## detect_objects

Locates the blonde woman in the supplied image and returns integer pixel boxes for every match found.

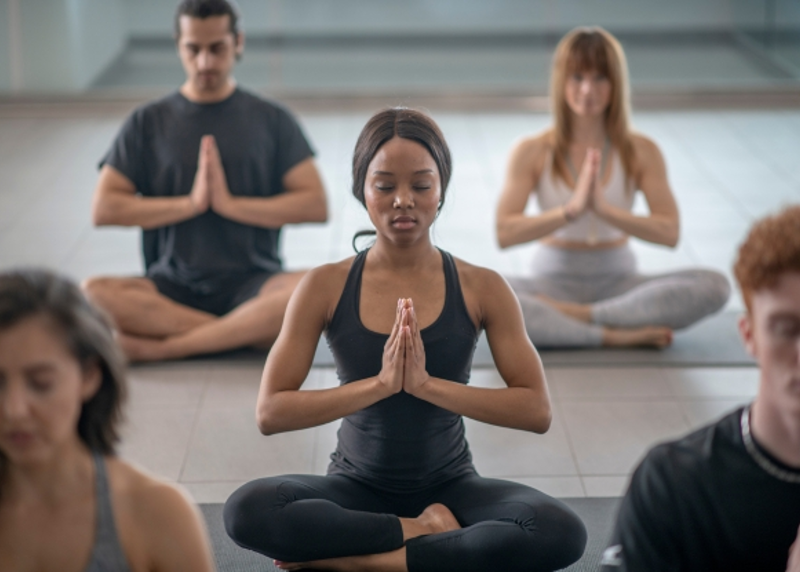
[496,27,729,348]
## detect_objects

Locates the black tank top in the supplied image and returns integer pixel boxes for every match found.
[325,248,479,493]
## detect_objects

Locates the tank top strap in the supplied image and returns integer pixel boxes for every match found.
[85,453,131,572]
[436,249,476,334]
[328,249,369,333]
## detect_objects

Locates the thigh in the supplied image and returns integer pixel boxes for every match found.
[407,476,587,572]
[429,474,578,527]
[225,270,306,313]
[224,474,403,561]
[148,273,226,315]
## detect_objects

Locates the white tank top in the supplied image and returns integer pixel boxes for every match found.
[536,150,635,245]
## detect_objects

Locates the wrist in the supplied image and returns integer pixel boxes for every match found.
[562,204,577,222]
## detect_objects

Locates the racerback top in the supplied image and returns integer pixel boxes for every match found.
[325,248,479,493]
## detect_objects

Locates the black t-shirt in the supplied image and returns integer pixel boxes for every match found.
[100,88,314,292]
[601,407,800,572]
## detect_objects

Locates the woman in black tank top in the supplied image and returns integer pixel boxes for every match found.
[224,109,587,572]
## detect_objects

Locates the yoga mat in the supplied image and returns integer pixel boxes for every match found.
[184,311,753,369]
[201,497,620,572]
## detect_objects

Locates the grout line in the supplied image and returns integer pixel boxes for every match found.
[176,374,211,483]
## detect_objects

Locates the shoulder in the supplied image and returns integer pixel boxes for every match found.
[631,412,738,499]
[106,458,214,571]
[509,130,552,161]
[629,131,664,163]
[235,89,301,122]
[452,257,508,294]
[107,458,200,528]
[293,257,358,319]
[301,257,356,291]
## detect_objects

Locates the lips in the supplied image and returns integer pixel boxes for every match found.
[5,430,35,448]
[392,216,416,230]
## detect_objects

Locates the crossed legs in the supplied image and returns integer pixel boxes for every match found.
[82,271,305,361]
[223,474,587,572]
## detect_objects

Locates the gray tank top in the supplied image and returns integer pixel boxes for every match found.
[84,453,132,572]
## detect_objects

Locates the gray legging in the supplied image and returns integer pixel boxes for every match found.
[507,244,731,348]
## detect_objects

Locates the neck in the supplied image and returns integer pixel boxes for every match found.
[369,234,439,271]
[180,77,237,103]
[3,437,94,505]
[570,113,607,147]
[750,396,800,468]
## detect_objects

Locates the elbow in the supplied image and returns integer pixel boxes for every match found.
[91,202,112,227]
[308,193,329,223]
[663,223,680,248]
[495,221,514,250]
[256,403,281,436]
[528,404,552,434]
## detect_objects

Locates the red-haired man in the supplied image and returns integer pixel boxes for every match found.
[602,205,800,571]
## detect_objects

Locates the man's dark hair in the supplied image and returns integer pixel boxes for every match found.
[174,0,241,38]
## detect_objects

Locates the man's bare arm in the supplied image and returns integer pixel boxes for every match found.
[92,163,208,229]
[210,145,328,229]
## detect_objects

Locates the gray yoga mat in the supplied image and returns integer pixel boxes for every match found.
[187,311,753,368]
[310,311,753,368]
[201,497,620,572]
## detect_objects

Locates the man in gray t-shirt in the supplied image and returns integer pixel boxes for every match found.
[84,0,327,361]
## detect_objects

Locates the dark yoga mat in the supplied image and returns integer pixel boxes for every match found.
[202,497,620,572]
[183,311,753,369]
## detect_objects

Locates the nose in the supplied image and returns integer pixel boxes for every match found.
[393,187,415,209]
[1,380,30,421]
[197,49,213,70]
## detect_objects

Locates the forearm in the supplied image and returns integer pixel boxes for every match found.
[596,203,679,247]
[496,208,569,249]
[93,193,197,229]
[217,190,328,229]
[412,378,551,433]
[258,377,392,435]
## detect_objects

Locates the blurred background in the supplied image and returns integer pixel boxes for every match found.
[0,0,797,507]
[0,0,798,107]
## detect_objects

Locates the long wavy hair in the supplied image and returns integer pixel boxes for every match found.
[0,270,127,488]
[550,27,635,185]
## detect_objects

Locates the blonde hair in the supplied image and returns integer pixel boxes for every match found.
[550,27,635,185]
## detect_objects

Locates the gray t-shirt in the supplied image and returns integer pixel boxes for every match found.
[100,88,314,292]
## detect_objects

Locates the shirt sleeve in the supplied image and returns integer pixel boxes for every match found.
[98,108,146,193]
[272,105,315,182]
[600,447,685,572]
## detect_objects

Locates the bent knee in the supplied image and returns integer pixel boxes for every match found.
[224,477,305,551]
[224,479,278,546]
[697,270,731,312]
[515,501,587,571]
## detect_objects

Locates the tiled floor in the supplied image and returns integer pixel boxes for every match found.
[1,106,794,501]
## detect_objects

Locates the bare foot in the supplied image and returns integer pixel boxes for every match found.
[538,295,592,323]
[116,332,171,362]
[273,506,458,572]
[416,503,461,535]
[603,326,673,348]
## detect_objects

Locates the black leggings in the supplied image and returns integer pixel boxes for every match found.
[224,473,587,572]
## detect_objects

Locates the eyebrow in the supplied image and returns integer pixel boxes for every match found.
[372,169,435,176]
[23,363,57,374]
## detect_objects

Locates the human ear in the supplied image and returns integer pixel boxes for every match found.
[80,361,102,402]
[738,313,757,358]
[235,32,245,61]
